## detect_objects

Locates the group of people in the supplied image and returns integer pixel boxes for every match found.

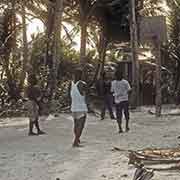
[25,68,131,148]
[70,69,131,147]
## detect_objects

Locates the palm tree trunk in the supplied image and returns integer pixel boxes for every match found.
[174,61,180,92]
[3,3,16,82]
[130,0,140,108]
[80,21,87,64]
[49,0,63,99]
[97,34,108,80]
[155,43,162,117]
[20,1,28,89]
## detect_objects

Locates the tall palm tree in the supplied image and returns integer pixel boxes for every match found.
[78,0,99,64]
[45,0,64,99]
[20,0,28,89]
[167,0,180,94]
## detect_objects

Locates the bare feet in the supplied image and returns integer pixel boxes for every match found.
[72,143,84,148]
[126,127,130,132]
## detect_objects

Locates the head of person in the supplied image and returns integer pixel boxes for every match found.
[73,69,83,82]
[115,70,123,81]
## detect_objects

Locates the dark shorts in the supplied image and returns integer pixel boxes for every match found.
[25,100,39,122]
[115,101,129,121]
[74,115,86,131]
[72,112,87,119]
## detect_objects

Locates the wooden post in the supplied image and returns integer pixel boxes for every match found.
[154,38,162,117]
[130,0,140,108]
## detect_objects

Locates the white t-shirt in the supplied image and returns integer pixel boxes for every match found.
[70,81,88,112]
[111,79,131,104]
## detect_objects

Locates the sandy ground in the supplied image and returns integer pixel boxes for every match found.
[0,106,180,180]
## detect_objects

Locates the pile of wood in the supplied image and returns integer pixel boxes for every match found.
[129,148,180,171]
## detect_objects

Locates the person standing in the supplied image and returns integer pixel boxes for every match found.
[70,69,88,147]
[26,74,46,136]
[100,72,115,120]
[111,71,131,133]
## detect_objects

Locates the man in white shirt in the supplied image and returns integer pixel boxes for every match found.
[111,71,131,133]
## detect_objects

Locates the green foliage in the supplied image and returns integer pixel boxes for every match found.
[139,0,164,16]
[29,33,80,81]
[0,0,178,114]
[61,41,79,63]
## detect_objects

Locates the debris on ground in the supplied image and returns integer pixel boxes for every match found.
[133,164,154,180]
[148,108,180,116]
[111,147,129,152]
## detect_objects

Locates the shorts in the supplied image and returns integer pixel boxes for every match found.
[72,111,87,119]
[74,115,86,132]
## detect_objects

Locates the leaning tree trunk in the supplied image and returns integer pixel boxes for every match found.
[20,0,28,89]
[87,32,107,87]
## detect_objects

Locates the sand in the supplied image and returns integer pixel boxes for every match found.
[0,106,180,180]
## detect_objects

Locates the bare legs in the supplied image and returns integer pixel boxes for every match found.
[28,117,45,136]
[73,115,86,147]
[115,101,130,133]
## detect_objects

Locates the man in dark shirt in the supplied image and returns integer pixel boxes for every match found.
[100,72,115,120]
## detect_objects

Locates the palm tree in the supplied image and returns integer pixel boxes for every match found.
[167,0,180,95]
[20,0,28,89]
[45,0,64,99]
[77,0,99,64]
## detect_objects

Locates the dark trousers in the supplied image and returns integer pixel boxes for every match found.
[101,94,114,119]
[115,101,129,127]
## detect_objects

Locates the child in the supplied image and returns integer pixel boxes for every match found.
[26,74,46,136]
[70,69,88,147]
[111,71,131,133]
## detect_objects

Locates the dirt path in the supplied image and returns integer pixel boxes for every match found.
[0,108,180,180]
